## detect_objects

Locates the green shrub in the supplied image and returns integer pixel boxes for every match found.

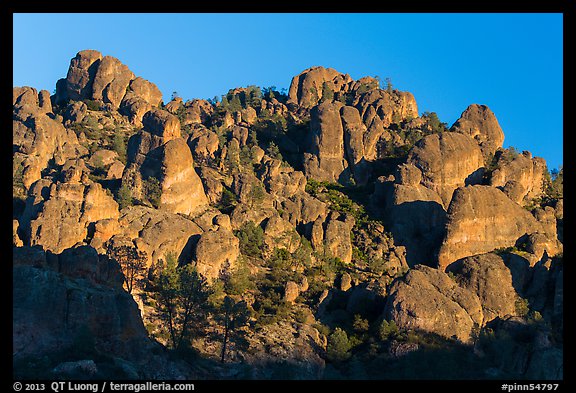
[353,314,370,334]
[515,297,530,317]
[218,188,238,213]
[116,182,133,210]
[326,328,352,362]
[143,176,162,208]
[235,221,264,258]
[378,319,399,341]
[84,99,101,111]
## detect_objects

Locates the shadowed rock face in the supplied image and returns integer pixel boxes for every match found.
[451,104,504,160]
[13,252,147,359]
[437,185,549,271]
[384,265,483,343]
[447,252,520,323]
[373,176,447,267]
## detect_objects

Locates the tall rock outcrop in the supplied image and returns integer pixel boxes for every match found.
[288,66,352,109]
[451,104,504,160]
[123,109,209,215]
[303,101,349,183]
[55,50,163,125]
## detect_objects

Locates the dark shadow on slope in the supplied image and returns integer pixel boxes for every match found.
[384,199,446,267]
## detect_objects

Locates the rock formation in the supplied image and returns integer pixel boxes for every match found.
[451,104,504,160]
[437,185,559,271]
[407,132,484,208]
[384,265,483,343]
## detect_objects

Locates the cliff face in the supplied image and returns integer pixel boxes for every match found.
[13,50,563,380]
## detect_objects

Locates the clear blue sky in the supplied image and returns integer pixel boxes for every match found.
[13,13,563,170]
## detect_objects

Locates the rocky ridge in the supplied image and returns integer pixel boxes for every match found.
[13,50,563,380]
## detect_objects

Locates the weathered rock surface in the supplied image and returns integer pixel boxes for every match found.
[241,321,325,379]
[13,261,146,359]
[263,215,301,254]
[125,109,209,215]
[489,150,547,205]
[13,87,87,190]
[384,265,483,342]
[311,212,353,263]
[91,56,135,110]
[284,281,300,303]
[407,132,484,208]
[60,49,103,102]
[288,66,351,108]
[447,253,520,323]
[303,101,348,183]
[187,125,219,163]
[193,227,240,281]
[437,186,552,271]
[258,157,307,198]
[110,205,203,266]
[19,173,119,254]
[451,104,504,160]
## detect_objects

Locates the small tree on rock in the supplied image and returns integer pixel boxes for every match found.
[108,244,147,294]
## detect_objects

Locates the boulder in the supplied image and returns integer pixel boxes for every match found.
[112,205,203,267]
[263,215,300,254]
[311,212,353,263]
[187,125,219,163]
[284,281,300,303]
[384,265,483,343]
[447,253,520,323]
[258,157,307,198]
[182,99,214,125]
[164,97,183,114]
[451,104,504,160]
[193,227,240,282]
[127,77,163,107]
